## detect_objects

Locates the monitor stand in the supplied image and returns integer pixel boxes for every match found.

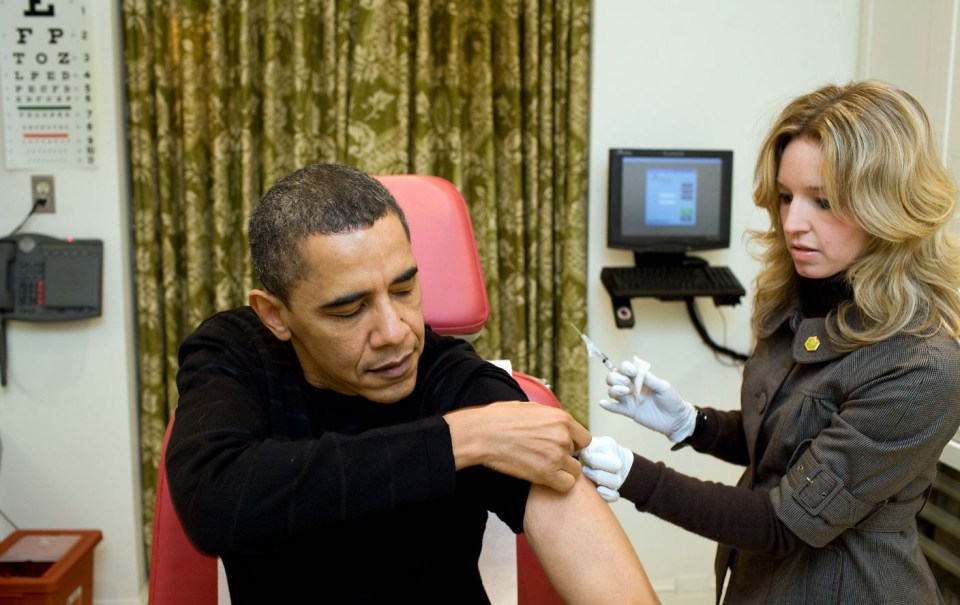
[633,251,708,268]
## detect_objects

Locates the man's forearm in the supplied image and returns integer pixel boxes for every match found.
[167,411,457,554]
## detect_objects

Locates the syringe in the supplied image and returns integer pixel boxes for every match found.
[569,322,617,372]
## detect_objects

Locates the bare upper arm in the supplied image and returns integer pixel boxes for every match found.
[521,474,661,605]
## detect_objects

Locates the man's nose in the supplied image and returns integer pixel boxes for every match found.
[370,301,407,347]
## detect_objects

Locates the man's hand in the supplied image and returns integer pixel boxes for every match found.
[445,401,591,492]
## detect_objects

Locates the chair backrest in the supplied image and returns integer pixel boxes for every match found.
[376,174,489,337]
[148,174,562,605]
[148,417,218,605]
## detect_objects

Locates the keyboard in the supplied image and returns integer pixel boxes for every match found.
[601,264,745,303]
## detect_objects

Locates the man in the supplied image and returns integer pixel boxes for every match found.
[166,163,658,604]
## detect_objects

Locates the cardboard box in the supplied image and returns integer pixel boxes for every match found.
[0,530,101,605]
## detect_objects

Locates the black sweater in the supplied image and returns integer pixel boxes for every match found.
[167,307,530,604]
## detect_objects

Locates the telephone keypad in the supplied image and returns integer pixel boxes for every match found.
[16,262,45,307]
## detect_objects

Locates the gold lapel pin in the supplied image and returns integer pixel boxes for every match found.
[804,336,821,352]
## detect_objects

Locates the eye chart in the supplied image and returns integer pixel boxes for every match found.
[0,0,97,169]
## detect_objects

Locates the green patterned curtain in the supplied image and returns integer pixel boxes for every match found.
[122,0,590,554]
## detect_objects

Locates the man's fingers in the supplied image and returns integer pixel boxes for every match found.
[560,452,583,477]
[569,419,592,451]
[549,464,579,493]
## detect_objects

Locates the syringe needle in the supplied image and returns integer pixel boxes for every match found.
[589,341,617,372]
[568,322,617,371]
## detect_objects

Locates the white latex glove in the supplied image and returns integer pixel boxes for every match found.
[578,435,634,503]
[600,356,697,443]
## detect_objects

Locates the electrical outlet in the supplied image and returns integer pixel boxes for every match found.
[31,175,55,213]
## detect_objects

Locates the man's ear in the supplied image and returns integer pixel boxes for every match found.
[249,289,292,341]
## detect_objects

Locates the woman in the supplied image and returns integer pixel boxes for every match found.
[580,80,960,604]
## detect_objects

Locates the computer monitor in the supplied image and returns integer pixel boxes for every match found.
[607,148,733,264]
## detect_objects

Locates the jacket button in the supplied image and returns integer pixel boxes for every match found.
[757,392,768,414]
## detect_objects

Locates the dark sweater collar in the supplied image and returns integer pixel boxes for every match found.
[798,273,852,318]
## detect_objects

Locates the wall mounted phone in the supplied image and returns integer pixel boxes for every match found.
[0,233,104,386]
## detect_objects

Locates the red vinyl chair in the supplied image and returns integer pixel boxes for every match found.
[148,174,563,604]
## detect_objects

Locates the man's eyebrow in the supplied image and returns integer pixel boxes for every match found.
[393,265,419,285]
[320,265,419,309]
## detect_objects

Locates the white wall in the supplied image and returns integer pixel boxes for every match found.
[587,2,862,602]
[858,0,960,231]
[0,3,143,604]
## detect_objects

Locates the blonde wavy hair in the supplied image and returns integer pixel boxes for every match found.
[749,80,960,350]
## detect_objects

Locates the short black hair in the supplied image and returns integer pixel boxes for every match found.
[248,163,409,304]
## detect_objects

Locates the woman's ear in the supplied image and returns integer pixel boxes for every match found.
[249,289,292,341]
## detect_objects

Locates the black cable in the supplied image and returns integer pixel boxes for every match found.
[6,198,42,237]
[685,297,749,363]
[0,319,6,387]
[0,508,17,531]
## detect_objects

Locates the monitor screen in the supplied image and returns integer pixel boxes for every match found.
[607,148,733,255]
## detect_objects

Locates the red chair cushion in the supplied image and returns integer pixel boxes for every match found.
[148,418,218,605]
[376,175,490,337]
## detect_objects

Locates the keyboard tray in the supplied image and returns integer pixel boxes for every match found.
[601,264,745,305]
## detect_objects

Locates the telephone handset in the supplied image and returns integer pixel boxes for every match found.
[0,233,104,385]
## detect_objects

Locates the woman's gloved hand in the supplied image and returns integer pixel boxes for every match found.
[578,435,633,502]
[599,356,697,443]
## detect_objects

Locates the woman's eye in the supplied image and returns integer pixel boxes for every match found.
[778,193,792,204]
[816,197,831,210]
